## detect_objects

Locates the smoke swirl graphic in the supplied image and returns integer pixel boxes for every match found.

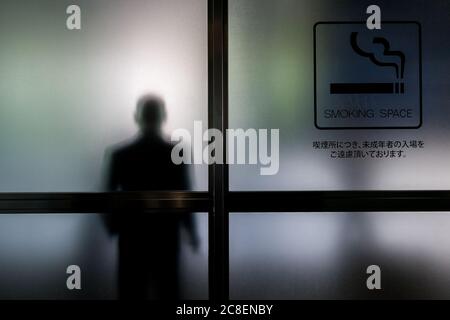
[350,32,406,79]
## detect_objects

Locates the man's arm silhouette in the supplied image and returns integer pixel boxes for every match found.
[102,150,121,235]
[177,163,200,252]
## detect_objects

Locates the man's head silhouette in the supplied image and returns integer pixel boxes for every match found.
[135,95,166,136]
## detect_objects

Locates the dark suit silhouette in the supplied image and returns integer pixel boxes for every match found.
[104,95,198,300]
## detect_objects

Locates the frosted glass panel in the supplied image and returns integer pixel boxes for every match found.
[0,0,207,191]
[229,0,450,190]
[0,213,208,299]
[230,212,450,299]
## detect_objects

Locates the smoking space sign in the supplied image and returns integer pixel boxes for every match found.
[314,22,422,129]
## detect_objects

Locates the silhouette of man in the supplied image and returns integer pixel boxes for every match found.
[104,95,199,300]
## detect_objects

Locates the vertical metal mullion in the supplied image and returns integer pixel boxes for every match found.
[208,0,229,302]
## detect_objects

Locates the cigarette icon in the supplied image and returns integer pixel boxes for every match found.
[330,82,405,94]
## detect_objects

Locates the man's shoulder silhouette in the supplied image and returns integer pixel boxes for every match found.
[112,135,170,158]
[106,135,187,191]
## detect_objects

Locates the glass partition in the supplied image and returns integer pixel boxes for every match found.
[0,213,208,299]
[229,0,450,190]
[0,0,208,192]
[230,212,450,299]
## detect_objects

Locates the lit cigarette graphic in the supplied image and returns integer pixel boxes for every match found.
[330,82,405,94]
[331,33,407,95]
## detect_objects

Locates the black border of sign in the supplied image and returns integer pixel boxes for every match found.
[313,21,423,130]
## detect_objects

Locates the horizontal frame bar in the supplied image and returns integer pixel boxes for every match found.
[0,192,210,213]
[229,191,450,212]
[2,191,450,213]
